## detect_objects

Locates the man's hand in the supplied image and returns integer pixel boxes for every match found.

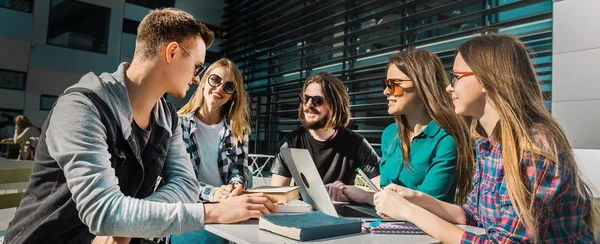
[204,193,278,224]
[212,184,234,202]
[325,181,373,205]
[92,236,131,244]
[228,184,244,198]
[344,185,374,205]
[325,181,350,203]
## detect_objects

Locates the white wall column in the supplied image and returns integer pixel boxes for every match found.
[552,0,600,149]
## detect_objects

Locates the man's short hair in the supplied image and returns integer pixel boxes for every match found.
[298,72,350,130]
[135,8,214,60]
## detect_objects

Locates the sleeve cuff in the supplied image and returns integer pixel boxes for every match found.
[207,187,219,202]
[229,176,245,186]
[460,231,484,244]
[182,202,206,233]
[269,167,292,178]
[199,184,218,202]
[461,205,480,227]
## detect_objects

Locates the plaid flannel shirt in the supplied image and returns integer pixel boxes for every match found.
[180,113,251,202]
[460,129,595,243]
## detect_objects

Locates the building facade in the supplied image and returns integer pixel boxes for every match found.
[0,0,225,139]
[222,0,554,154]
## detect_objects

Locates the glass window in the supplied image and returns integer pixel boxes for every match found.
[40,95,58,111]
[47,0,111,54]
[125,0,174,9]
[122,18,139,35]
[224,0,555,155]
[0,0,34,13]
[0,69,26,90]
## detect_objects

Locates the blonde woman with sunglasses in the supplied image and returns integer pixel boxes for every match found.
[374,34,599,243]
[327,49,473,207]
[172,58,253,243]
[178,58,251,203]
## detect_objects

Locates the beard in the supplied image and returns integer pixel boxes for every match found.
[301,106,328,130]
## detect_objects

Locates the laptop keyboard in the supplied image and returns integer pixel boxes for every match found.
[334,204,377,218]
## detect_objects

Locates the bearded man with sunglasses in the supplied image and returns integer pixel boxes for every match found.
[270,73,380,190]
[4,8,277,244]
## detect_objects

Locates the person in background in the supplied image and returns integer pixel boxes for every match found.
[374,34,599,243]
[0,115,41,160]
[327,49,473,206]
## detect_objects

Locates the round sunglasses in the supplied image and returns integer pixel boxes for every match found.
[208,74,236,94]
[299,94,325,107]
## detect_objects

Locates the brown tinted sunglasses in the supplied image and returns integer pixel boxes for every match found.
[382,78,411,95]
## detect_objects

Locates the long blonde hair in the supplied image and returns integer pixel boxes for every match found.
[178,58,250,143]
[387,49,473,204]
[459,34,599,241]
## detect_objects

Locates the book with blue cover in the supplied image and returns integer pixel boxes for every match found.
[258,211,362,241]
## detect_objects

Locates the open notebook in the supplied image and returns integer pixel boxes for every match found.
[363,222,426,235]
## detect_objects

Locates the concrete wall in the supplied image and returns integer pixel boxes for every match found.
[0,38,30,72]
[0,1,225,128]
[552,0,600,149]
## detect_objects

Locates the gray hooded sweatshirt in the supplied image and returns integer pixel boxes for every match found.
[5,63,206,242]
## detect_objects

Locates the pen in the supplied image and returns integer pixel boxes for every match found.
[356,168,383,227]
[356,168,384,227]
[356,168,380,192]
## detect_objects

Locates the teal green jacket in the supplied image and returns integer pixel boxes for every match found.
[379,120,457,203]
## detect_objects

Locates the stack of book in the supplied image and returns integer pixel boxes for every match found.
[244,186,311,213]
[244,186,299,204]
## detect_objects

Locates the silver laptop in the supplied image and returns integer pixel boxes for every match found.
[279,148,380,219]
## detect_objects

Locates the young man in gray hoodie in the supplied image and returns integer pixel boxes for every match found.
[4,8,276,244]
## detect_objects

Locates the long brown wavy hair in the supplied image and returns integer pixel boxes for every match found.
[458,34,599,241]
[178,58,250,143]
[386,49,474,205]
[298,73,351,130]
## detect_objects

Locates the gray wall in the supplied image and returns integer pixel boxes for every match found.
[552,0,600,149]
[0,1,224,127]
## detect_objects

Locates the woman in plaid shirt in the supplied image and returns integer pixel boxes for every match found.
[374,34,599,243]
[177,58,252,203]
[172,58,252,243]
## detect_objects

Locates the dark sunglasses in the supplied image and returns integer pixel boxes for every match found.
[178,44,206,77]
[208,74,236,94]
[382,78,410,95]
[300,94,325,107]
[449,71,474,87]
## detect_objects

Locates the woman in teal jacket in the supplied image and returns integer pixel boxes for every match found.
[327,49,473,205]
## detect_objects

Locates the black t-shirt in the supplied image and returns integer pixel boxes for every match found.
[270,127,380,185]
[132,119,152,152]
